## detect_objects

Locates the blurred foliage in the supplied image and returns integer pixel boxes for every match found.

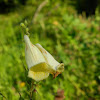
[0,0,100,100]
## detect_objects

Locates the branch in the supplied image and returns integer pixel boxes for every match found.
[0,92,7,100]
[45,4,60,17]
[32,0,48,23]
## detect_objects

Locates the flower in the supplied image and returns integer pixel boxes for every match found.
[20,82,25,88]
[53,21,59,26]
[24,35,64,81]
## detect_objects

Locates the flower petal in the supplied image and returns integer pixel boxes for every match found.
[28,70,49,81]
[30,62,55,73]
[35,44,64,73]
[24,35,46,69]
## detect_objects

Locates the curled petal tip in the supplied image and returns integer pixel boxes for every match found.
[56,63,64,73]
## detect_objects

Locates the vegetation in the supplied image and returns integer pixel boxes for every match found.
[0,0,100,100]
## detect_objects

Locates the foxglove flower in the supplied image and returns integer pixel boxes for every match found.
[24,35,64,81]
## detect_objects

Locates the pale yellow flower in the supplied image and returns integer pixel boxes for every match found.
[24,35,64,81]
[53,21,59,26]
[20,82,25,87]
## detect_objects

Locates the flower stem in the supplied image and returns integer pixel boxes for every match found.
[20,20,30,36]
[30,81,37,100]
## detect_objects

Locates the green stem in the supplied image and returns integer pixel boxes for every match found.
[30,81,37,100]
[20,20,30,36]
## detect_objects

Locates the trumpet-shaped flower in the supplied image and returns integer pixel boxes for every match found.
[24,35,64,81]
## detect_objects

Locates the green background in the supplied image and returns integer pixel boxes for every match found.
[0,0,100,100]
